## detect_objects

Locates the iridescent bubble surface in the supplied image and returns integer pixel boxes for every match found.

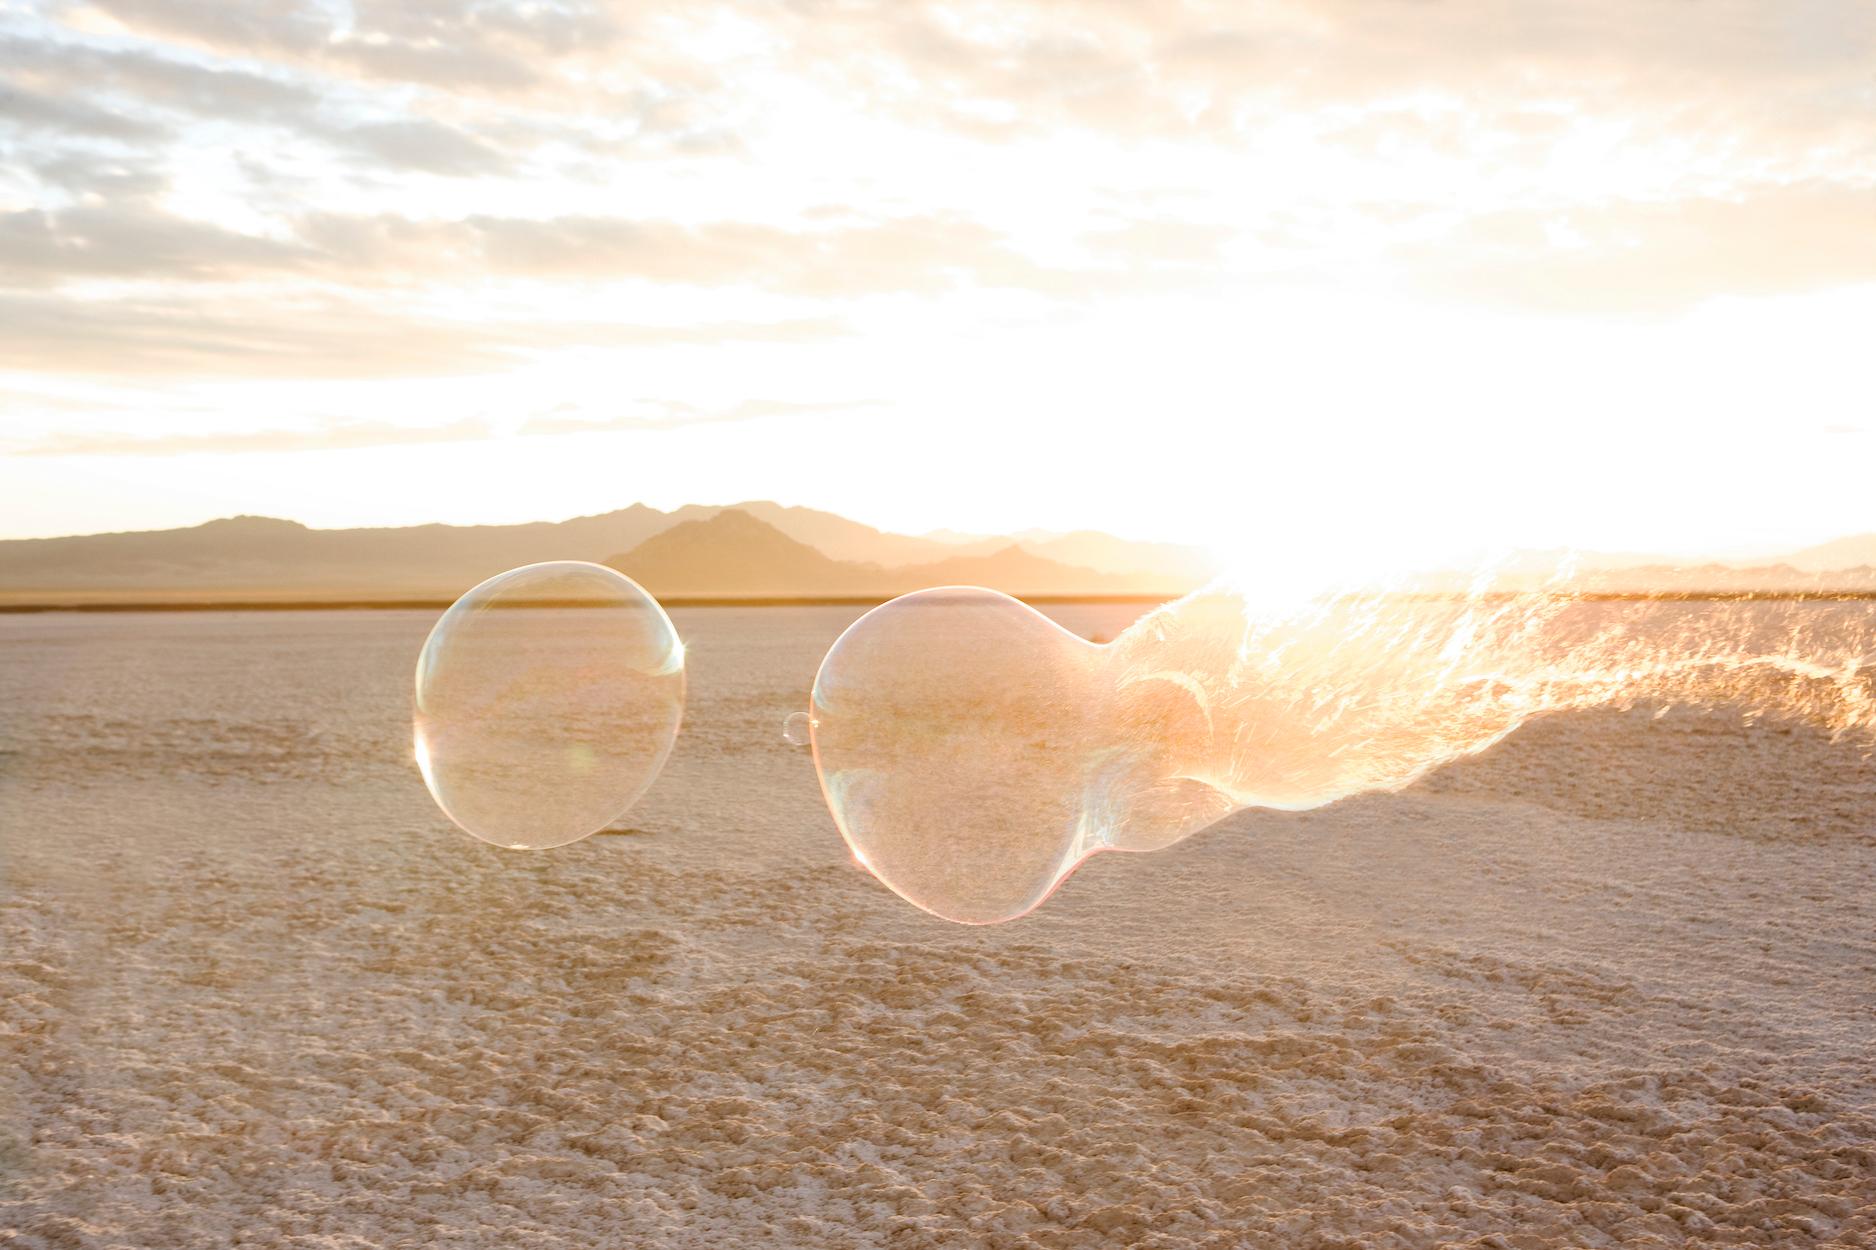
[809,588,1118,924]
[809,584,1875,925]
[414,562,684,849]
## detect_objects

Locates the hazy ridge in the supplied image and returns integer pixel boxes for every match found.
[1,504,1873,605]
[0,502,1201,604]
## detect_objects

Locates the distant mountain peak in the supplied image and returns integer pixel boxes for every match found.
[604,508,860,596]
[628,507,816,550]
[685,507,787,532]
[198,515,308,532]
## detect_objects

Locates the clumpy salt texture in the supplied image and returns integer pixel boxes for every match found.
[3,606,1874,1248]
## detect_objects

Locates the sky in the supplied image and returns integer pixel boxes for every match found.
[2,0,1873,571]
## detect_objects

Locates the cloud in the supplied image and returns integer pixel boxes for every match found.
[0,288,846,378]
[10,397,879,456]
[83,0,624,92]
[12,418,499,458]
[3,33,516,181]
[32,1,1876,160]
[330,119,507,177]
[81,0,334,59]
[4,202,1081,294]
[0,34,322,119]
[0,291,516,378]
[26,153,170,198]
[1397,183,1876,315]
[521,397,882,436]
[16,181,1874,317]
[447,213,1067,294]
[0,205,311,285]
[0,82,168,141]
[779,0,1876,147]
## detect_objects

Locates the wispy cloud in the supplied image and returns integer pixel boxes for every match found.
[1397,184,1876,315]
[12,418,499,458]
[0,81,168,140]
[2,204,1125,294]
[0,292,523,378]
[521,398,883,436]
[10,397,880,456]
[0,289,847,378]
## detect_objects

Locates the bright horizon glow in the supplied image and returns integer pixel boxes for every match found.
[2,1,1873,573]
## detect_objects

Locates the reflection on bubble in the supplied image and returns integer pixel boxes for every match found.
[809,584,1875,925]
[414,561,684,849]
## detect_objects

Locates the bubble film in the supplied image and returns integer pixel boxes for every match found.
[414,562,684,849]
[808,585,1875,924]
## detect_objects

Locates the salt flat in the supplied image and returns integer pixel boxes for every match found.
[2,606,1872,1248]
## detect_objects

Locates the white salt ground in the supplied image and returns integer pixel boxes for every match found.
[1,605,1872,1248]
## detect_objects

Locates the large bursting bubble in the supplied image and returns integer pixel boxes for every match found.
[809,584,1875,925]
[809,587,1237,923]
[414,561,684,849]
[809,589,1117,924]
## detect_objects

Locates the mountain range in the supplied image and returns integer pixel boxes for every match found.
[0,502,1872,606]
[0,502,1205,604]
[608,510,1139,598]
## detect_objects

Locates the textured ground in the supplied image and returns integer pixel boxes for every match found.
[2,605,1873,1248]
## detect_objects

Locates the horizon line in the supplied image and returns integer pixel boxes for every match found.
[7,589,1876,616]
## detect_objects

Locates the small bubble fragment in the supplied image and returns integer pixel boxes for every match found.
[782,711,813,747]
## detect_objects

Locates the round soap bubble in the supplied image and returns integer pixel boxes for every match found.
[414,561,685,849]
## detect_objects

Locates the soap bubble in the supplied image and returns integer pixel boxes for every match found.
[809,583,1874,925]
[414,561,684,849]
[809,588,1148,924]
